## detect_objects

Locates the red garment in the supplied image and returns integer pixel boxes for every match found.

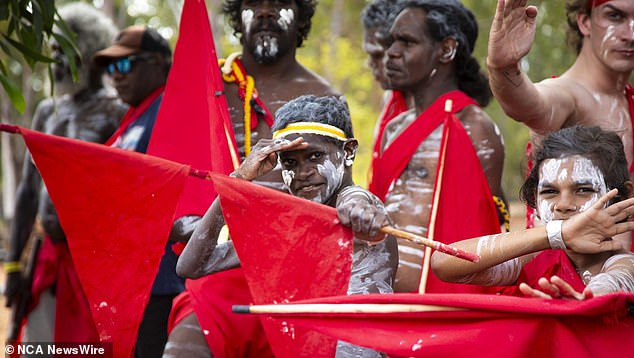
[249,292,634,358]
[370,91,474,201]
[499,250,585,296]
[1,125,190,357]
[371,91,501,293]
[104,85,165,146]
[29,236,99,342]
[367,90,408,193]
[169,269,274,358]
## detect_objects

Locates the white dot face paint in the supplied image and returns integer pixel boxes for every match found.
[536,156,607,224]
[241,9,254,35]
[277,9,294,31]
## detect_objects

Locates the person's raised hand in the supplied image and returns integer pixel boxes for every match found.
[519,276,593,300]
[561,189,634,254]
[487,0,538,70]
[231,137,307,181]
[336,186,389,243]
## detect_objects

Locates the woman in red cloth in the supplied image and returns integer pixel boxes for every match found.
[432,126,634,299]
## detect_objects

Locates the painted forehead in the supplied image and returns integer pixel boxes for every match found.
[538,155,607,189]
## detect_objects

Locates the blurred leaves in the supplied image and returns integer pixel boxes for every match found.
[0,0,78,113]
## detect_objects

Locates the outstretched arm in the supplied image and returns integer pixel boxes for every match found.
[487,0,574,133]
[432,190,634,285]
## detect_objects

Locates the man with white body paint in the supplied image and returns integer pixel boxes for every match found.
[487,0,634,242]
[165,96,398,357]
[432,126,634,300]
[164,1,346,356]
[219,0,339,172]
[376,0,507,293]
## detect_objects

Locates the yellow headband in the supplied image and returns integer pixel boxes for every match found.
[272,122,347,141]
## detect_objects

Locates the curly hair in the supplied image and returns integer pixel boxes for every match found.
[273,95,353,143]
[361,0,404,37]
[223,0,317,48]
[56,2,117,66]
[520,126,630,209]
[566,0,592,54]
[403,0,491,107]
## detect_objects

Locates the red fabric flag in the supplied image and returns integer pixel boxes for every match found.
[147,0,239,219]
[210,173,353,358]
[243,292,634,358]
[1,124,190,357]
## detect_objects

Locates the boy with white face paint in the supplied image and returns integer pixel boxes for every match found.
[488,0,634,235]
[168,96,398,357]
[431,126,634,300]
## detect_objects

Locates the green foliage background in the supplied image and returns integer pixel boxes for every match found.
[1,0,581,202]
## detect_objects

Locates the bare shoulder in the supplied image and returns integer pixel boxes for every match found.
[383,109,417,146]
[291,65,341,97]
[457,105,502,141]
[535,76,585,114]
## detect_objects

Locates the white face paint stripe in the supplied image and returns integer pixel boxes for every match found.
[537,156,608,224]
[241,9,254,35]
[278,9,294,31]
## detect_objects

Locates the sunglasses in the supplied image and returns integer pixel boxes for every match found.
[106,54,153,75]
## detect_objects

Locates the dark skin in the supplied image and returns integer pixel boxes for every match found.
[109,52,168,107]
[363,25,391,90]
[224,0,338,163]
[382,8,506,293]
[5,46,127,307]
[176,134,392,277]
[163,2,352,355]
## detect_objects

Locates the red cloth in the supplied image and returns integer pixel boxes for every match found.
[249,292,634,358]
[499,250,585,296]
[170,269,274,357]
[370,91,474,200]
[104,85,164,146]
[371,91,501,293]
[4,125,190,357]
[147,0,239,220]
[29,236,99,342]
[367,90,408,193]
[209,173,353,358]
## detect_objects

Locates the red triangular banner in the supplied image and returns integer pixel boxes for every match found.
[210,173,352,358]
[148,0,238,219]
[4,125,190,357]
